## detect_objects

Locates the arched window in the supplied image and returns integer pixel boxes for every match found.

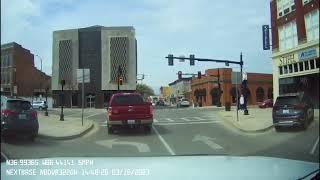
[256,87,264,102]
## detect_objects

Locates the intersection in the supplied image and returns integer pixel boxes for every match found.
[1,107,319,163]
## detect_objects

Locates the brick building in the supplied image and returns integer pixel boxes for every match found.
[1,42,51,97]
[270,0,319,107]
[191,68,273,107]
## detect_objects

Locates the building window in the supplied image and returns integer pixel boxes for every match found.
[302,0,311,6]
[305,10,319,42]
[316,58,320,68]
[299,62,304,71]
[310,59,315,69]
[288,64,293,73]
[278,21,298,51]
[304,61,309,70]
[277,0,295,18]
[294,63,298,72]
[279,66,283,75]
[283,65,288,74]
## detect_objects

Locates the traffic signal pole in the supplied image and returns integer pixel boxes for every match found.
[166,52,247,115]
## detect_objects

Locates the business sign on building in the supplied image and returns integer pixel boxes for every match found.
[298,48,317,61]
[262,25,270,50]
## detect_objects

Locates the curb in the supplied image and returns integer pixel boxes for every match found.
[38,122,94,140]
[219,113,274,133]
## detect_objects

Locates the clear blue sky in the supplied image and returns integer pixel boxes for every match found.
[1,0,272,94]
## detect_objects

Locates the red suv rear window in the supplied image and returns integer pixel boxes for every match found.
[111,95,144,106]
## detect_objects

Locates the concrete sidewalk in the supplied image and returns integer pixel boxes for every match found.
[37,113,94,140]
[218,107,274,133]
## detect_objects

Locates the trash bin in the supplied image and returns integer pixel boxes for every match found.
[225,102,231,111]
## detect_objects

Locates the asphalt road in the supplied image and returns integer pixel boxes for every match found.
[1,107,319,163]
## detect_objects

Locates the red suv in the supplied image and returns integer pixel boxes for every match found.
[107,93,153,134]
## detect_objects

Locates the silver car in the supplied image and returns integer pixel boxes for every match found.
[32,101,47,110]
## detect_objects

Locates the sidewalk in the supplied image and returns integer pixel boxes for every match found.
[37,113,94,140]
[218,107,274,133]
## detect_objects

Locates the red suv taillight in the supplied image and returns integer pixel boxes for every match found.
[1,109,16,117]
[294,104,304,110]
[149,105,153,114]
[30,111,37,119]
[108,107,112,116]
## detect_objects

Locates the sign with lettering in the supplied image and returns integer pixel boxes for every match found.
[262,25,270,50]
[279,54,296,66]
[298,48,317,61]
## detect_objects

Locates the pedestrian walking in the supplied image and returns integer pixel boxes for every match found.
[240,95,244,111]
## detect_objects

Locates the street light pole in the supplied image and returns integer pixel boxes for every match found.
[60,80,65,121]
[117,66,122,91]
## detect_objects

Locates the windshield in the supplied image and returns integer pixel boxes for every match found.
[1,0,319,179]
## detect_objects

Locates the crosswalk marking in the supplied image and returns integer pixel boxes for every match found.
[180,117,192,121]
[97,116,219,126]
[165,118,174,122]
[193,117,206,121]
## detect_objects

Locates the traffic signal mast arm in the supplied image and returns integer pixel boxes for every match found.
[166,55,243,66]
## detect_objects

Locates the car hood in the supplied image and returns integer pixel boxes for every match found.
[1,156,319,180]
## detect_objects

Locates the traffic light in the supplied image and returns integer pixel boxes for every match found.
[168,54,174,66]
[178,71,182,79]
[119,77,123,85]
[197,71,201,79]
[190,54,195,66]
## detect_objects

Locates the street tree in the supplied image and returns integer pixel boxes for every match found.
[136,83,155,99]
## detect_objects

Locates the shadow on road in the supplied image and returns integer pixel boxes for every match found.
[109,125,171,137]
[2,136,59,147]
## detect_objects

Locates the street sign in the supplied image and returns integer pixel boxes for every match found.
[262,25,270,50]
[242,72,247,80]
[77,69,90,83]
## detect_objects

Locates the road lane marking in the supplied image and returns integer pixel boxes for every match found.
[152,126,175,155]
[192,135,223,150]
[164,118,174,122]
[180,117,192,121]
[193,117,206,121]
[155,121,222,126]
[96,139,150,153]
[310,136,319,155]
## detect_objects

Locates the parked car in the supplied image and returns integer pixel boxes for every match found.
[259,99,273,108]
[272,93,314,131]
[32,100,47,110]
[1,97,39,141]
[156,100,165,106]
[177,98,190,108]
[107,93,153,134]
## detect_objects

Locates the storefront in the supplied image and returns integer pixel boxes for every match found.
[272,42,319,108]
